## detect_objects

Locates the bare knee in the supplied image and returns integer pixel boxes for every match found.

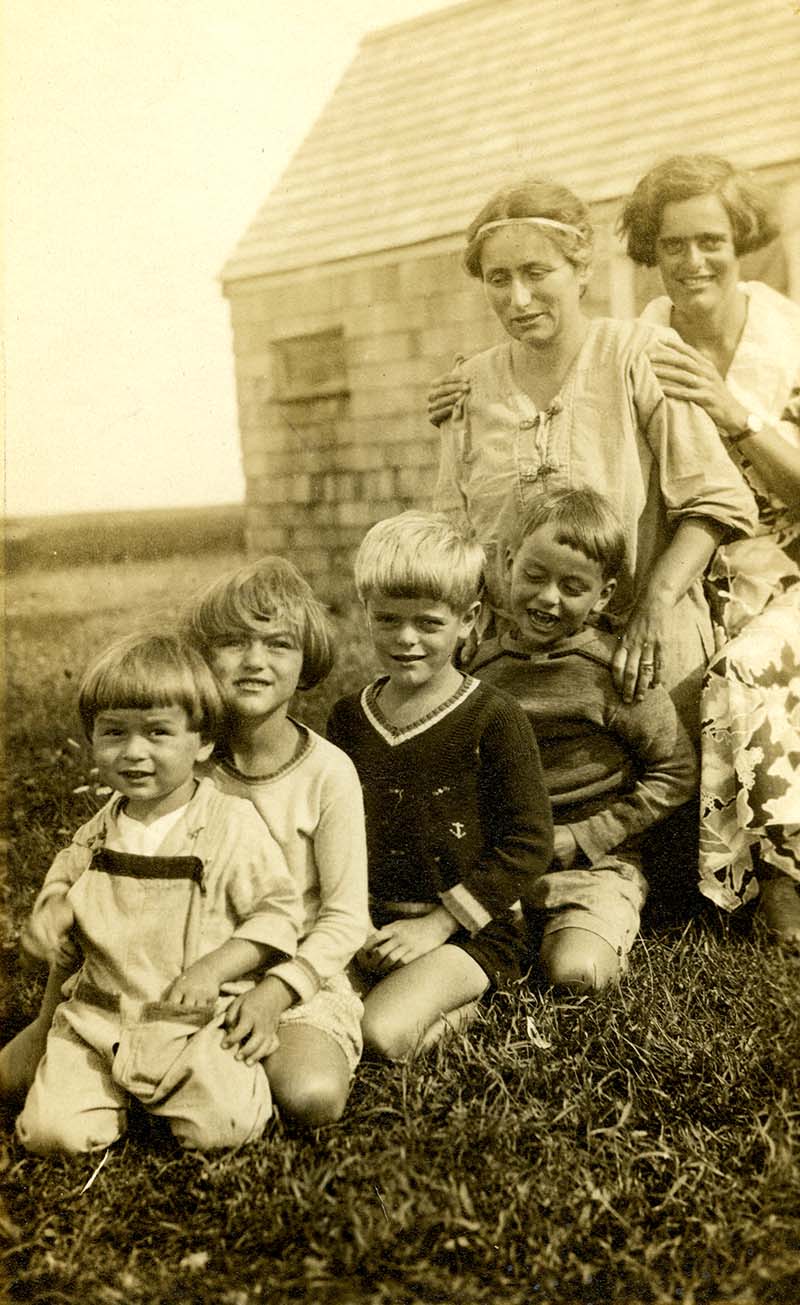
[361,1007,418,1063]
[272,1072,349,1126]
[540,929,620,993]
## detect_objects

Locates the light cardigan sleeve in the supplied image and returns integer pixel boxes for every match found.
[631,332,758,539]
[27,804,111,927]
[218,801,302,959]
[267,746,369,1004]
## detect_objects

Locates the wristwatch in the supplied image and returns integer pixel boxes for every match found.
[727,413,764,446]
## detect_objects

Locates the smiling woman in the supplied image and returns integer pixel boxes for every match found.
[620,154,800,942]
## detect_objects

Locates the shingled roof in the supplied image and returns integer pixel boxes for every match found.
[222,0,800,283]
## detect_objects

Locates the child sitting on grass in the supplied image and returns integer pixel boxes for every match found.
[16,633,302,1154]
[327,512,553,1061]
[471,486,698,991]
[4,558,369,1128]
[185,557,369,1124]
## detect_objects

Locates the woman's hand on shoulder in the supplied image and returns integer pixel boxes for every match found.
[427,356,470,427]
[646,336,746,433]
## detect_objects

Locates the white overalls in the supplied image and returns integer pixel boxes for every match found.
[18,780,300,1153]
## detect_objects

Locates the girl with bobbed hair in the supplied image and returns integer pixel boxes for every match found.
[619,154,800,945]
[431,175,757,739]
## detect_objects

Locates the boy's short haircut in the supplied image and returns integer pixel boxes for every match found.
[184,556,334,690]
[355,511,485,611]
[78,633,225,741]
[504,487,627,582]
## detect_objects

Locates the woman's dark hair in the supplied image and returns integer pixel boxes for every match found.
[463,179,594,279]
[618,154,780,266]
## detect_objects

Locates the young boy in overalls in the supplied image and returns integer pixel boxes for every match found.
[16,633,301,1154]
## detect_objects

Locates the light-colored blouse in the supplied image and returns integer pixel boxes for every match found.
[640,280,800,550]
[433,317,759,725]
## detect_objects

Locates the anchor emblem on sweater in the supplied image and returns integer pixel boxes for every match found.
[449,821,467,840]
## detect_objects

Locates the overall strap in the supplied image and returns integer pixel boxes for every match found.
[90,847,203,882]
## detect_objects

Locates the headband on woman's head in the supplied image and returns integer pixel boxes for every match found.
[473,217,585,241]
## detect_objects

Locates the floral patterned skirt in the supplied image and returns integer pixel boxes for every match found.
[698,531,800,910]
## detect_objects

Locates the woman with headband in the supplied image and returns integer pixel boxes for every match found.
[619,155,800,945]
[432,178,757,730]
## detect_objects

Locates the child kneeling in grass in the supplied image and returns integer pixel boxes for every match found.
[327,512,553,1061]
[186,557,369,1124]
[471,486,698,991]
[16,633,302,1154]
[4,558,369,1128]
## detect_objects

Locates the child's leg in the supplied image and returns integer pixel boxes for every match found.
[0,963,75,1101]
[139,1014,272,1150]
[267,1027,351,1126]
[539,929,620,992]
[533,856,647,993]
[16,1006,126,1155]
[362,944,489,1062]
[266,976,363,1125]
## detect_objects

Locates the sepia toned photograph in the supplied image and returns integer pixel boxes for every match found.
[4,1,800,1301]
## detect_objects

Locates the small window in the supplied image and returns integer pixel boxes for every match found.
[272,329,348,402]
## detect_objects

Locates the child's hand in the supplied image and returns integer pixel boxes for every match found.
[361,908,458,972]
[221,975,292,1065]
[21,898,78,968]
[164,959,221,1008]
[552,826,578,870]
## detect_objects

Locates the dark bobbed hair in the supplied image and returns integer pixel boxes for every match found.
[619,154,780,266]
[183,556,334,690]
[463,178,594,280]
[503,485,627,583]
[78,632,225,742]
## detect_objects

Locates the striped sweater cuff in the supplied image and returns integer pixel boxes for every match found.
[267,956,322,1005]
[440,884,492,936]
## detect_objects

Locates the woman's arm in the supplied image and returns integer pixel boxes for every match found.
[612,517,723,703]
[648,339,800,508]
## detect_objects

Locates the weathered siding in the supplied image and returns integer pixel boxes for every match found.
[226,211,627,581]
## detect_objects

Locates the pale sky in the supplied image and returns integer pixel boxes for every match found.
[4,0,454,517]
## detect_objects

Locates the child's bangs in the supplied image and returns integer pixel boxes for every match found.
[365,557,474,612]
[200,579,305,647]
[90,661,201,718]
[79,636,224,739]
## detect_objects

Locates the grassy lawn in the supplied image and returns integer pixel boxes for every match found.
[3,551,799,1305]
